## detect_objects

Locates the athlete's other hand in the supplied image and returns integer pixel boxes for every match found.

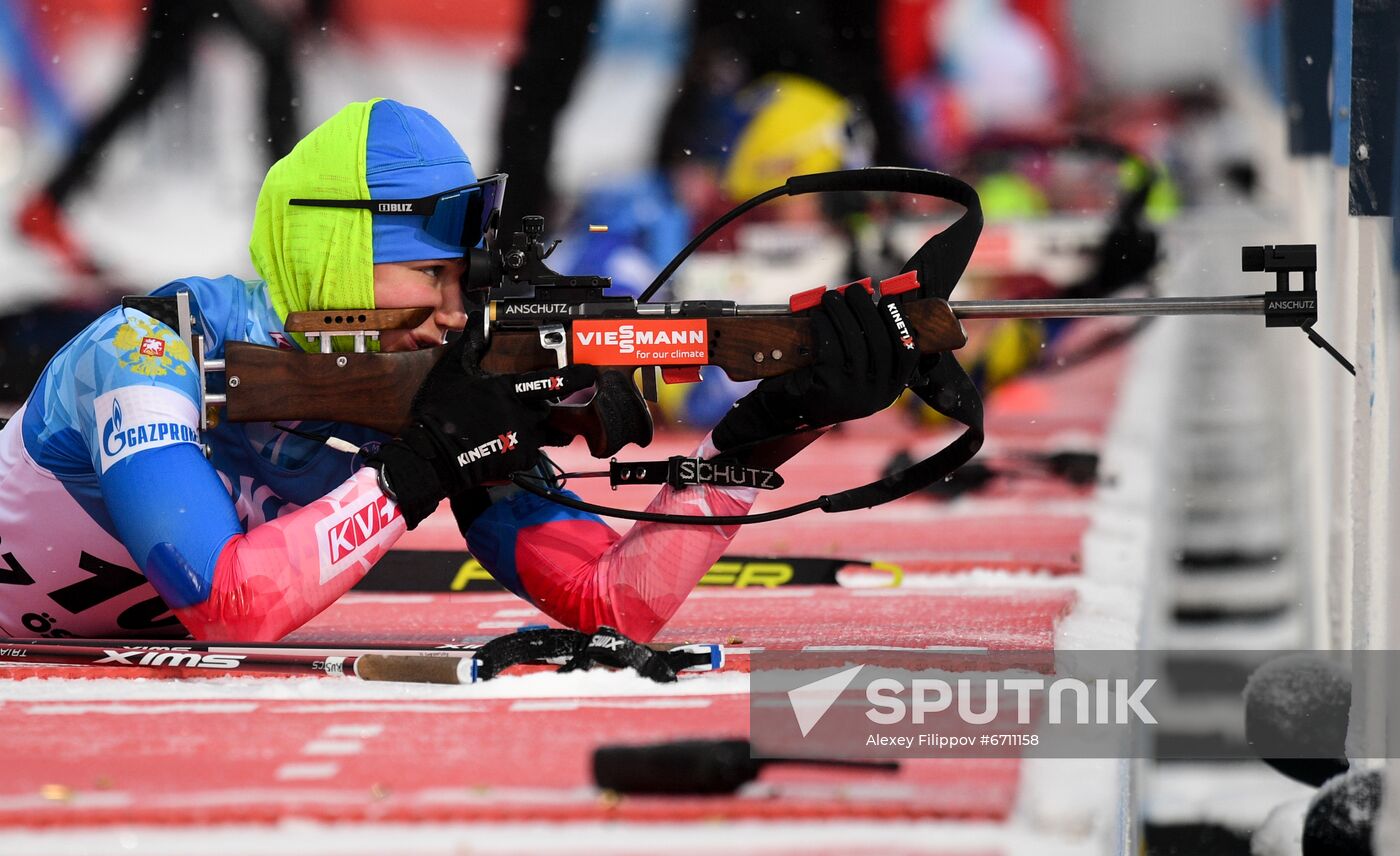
[713,288,918,451]
[369,313,596,528]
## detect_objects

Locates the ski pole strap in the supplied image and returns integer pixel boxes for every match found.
[472,628,583,681]
[559,626,680,683]
[471,626,723,683]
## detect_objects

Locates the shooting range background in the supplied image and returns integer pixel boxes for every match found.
[0,1,1394,854]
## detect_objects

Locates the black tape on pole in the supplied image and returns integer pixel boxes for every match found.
[1347,0,1397,215]
[1282,0,1335,155]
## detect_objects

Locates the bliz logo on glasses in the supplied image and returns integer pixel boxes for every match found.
[376,202,415,213]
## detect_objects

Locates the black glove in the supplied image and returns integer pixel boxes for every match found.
[370,316,596,528]
[713,287,919,452]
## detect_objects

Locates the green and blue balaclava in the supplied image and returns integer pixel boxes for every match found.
[249,98,477,350]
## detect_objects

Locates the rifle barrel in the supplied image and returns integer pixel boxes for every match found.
[948,294,1265,320]
[730,294,1266,319]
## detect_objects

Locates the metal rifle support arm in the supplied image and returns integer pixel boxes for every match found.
[942,243,1353,375]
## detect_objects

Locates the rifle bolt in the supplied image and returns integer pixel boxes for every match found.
[227,376,240,388]
[337,356,348,367]
[771,349,783,360]
[753,352,764,363]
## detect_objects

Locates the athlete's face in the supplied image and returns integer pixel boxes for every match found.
[372,259,468,352]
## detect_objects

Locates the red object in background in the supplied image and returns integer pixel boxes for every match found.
[881,0,1079,106]
[14,192,100,277]
[30,0,526,55]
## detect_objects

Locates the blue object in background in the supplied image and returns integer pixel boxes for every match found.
[0,0,78,144]
[1247,0,1287,104]
[553,172,690,297]
[1332,0,1353,167]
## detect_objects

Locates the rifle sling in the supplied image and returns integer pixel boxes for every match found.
[515,167,987,524]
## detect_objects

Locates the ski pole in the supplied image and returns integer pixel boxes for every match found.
[0,630,724,682]
[0,639,478,684]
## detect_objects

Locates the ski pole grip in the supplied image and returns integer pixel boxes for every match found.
[353,654,477,685]
[593,739,759,794]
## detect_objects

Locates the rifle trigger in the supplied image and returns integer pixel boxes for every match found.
[641,366,659,403]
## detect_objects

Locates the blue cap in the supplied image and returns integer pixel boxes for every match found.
[366,100,477,263]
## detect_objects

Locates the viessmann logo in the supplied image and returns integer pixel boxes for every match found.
[572,320,710,365]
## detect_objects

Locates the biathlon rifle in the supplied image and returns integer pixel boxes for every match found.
[128,168,1352,525]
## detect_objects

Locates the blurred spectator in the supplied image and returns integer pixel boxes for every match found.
[15,0,326,279]
[890,0,1074,169]
[495,0,909,229]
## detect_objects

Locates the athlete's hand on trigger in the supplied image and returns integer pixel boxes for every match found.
[368,312,597,528]
[713,287,919,451]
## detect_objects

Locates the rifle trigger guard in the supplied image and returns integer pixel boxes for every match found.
[538,324,568,369]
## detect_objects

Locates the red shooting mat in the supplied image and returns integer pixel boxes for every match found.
[0,586,1071,826]
[0,693,1021,827]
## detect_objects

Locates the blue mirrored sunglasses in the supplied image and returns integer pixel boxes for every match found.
[289,173,508,251]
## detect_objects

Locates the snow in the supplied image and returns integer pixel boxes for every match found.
[0,819,1105,856]
[1251,797,1309,856]
[0,668,751,704]
[1146,763,1316,833]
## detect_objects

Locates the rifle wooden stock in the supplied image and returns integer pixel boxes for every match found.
[222,296,966,439]
[223,345,439,434]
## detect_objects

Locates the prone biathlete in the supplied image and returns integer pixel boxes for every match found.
[0,99,916,643]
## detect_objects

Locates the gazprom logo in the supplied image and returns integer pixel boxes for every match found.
[94,387,201,473]
[103,399,124,453]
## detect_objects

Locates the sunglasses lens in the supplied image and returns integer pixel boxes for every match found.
[422,176,506,252]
